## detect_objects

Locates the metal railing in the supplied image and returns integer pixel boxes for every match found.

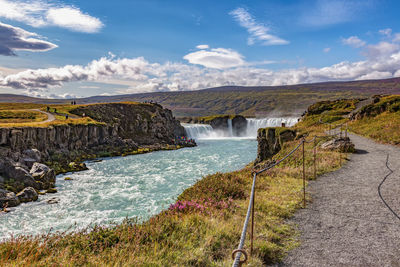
[232,121,349,266]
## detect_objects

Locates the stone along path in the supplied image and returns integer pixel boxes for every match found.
[278,133,400,267]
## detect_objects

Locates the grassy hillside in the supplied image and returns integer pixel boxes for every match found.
[0,109,348,266]
[2,77,400,117]
[350,95,400,145]
[0,103,103,127]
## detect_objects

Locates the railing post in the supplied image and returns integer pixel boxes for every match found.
[250,179,255,256]
[302,140,306,208]
[313,137,317,179]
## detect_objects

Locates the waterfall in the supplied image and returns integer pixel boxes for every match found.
[182,124,214,139]
[245,117,298,137]
[183,117,298,140]
[227,119,233,137]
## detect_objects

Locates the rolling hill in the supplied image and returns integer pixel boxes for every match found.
[1,77,400,117]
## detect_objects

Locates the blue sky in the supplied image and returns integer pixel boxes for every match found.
[1,0,400,98]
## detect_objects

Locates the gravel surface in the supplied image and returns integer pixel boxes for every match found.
[276,133,400,267]
[32,109,56,123]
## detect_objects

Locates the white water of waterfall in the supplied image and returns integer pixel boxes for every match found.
[245,117,298,137]
[227,119,233,137]
[183,117,298,140]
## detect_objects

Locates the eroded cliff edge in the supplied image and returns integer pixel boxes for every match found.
[0,102,193,209]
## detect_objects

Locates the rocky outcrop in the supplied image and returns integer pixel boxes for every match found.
[70,103,186,144]
[0,189,20,207]
[321,137,355,153]
[350,95,400,120]
[256,127,296,162]
[232,116,247,136]
[16,187,38,203]
[30,163,56,190]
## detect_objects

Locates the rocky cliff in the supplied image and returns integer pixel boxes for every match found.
[0,103,191,209]
[256,127,296,163]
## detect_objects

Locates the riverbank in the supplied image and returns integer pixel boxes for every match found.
[0,108,348,266]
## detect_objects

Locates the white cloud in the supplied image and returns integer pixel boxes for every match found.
[46,7,103,33]
[183,47,245,69]
[342,36,366,48]
[364,41,400,59]
[196,44,209,50]
[48,92,77,99]
[379,28,392,37]
[323,47,331,53]
[0,22,57,56]
[229,7,288,46]
[0,0,103,33]
[2,36,400,94]
[393,33,400,43]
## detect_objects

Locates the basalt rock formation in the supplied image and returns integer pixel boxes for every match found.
[256,127,296,163]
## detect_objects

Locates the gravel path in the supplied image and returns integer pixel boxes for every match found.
[277,133,400,267]
[31,109,56,123]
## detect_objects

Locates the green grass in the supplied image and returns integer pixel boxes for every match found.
[350,111,400,145]
[0,115,347,266]
[349,95,400,145]
[0,110,47,123]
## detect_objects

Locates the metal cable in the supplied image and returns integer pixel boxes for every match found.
[256,140,304,175]
[232,139,305,267]
[232,172,257,267]
[378,154,400,221]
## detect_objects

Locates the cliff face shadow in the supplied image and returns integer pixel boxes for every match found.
[355,149,369,154]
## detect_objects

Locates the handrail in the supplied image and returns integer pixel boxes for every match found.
[232,138,306,266]
[232,120,349,266]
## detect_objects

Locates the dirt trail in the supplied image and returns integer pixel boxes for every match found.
[276,133,400,267]
[31,109,56,124]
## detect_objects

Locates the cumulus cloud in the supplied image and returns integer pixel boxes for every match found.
[230,7,288,46]
[2,37,400,94]
[342,36,366,48]
[0,22,57,56]
[364,41,400,59]
[196,44,209,49]
[183,47,245,69]
[0,0,103,33]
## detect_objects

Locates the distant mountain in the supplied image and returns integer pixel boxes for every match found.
[1,77,400,117]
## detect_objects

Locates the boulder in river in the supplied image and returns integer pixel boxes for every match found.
[16,187,38,203]
[47,197,59,204]
[4,160,36,189]
[30,163,56,190]
[0,189,20,208]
